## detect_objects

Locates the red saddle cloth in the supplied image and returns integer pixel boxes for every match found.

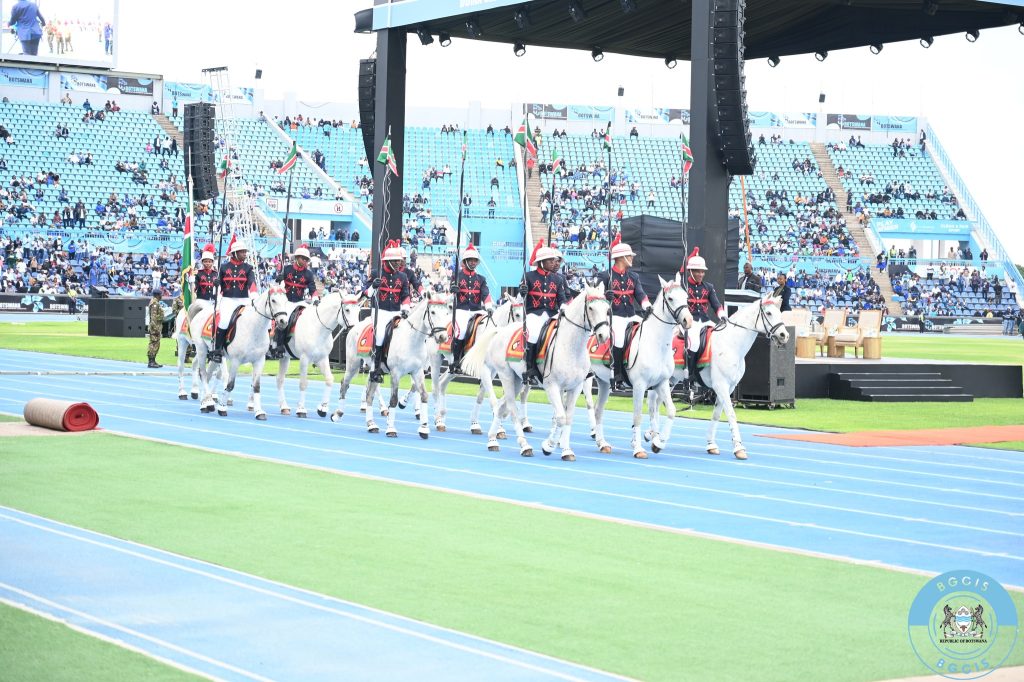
[355,324,375,357]
[438,315,486,353]
[673,327,714,368]
[506,321,557,364]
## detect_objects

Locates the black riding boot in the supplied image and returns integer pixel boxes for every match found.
[449,337,465,375]
[147,354,162,369]
[368,345,385,383]
[209,328,226,363]
[523,342,541,386]
[268,327,286,360]
[612,345,628,392]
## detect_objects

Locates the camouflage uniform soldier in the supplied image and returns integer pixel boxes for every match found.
[147,289,164,368]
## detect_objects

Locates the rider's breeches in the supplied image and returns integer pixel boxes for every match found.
[216,297,248,330]
[524,312,550,343]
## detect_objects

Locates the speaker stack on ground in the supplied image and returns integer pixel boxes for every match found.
[183,103,219,202]
[711,0,755,175]
[357,59,377,167]
[87,297,149,338]
[734,326,796,408]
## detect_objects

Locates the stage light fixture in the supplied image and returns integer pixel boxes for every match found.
[620,0,638,13]
[591,47,604,62]
[869,43,883,54]
[466,17,481,38]
[569,0,587,23]
[514,7,530,30]
[514,41,526,57]
[922,1,938,16]
[664,56,677,69]
[920,35,934,48]
[767,55,780,68]
[438,32,452,47]
[814,50,828,62]
[965,29,979,42]
[416,28,434,46]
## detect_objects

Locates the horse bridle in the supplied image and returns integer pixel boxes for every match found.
[254,288,289,327]
[408,299,449,340]
[725,301,787,345]
[649,282,690,328]
[314,293,359,333]
[559,294,609,336]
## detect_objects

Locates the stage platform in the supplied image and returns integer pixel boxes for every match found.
[795,356,1022,400]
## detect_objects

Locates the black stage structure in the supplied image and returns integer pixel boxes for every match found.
[355,0,1022,295]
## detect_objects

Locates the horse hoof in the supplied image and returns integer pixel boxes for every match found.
[561,453,576,462]
[386,430,398,438]
[435,424,446,432]
[281,408,291,416]
[419,431,429,440]
[495,431,506,440]
[360,405,367,413]
[414,411,421,421]
[643,431,652,442]
[541,443,553,456]
[217,410,227,417]
[398,399,407,410]
[255,413,267,421]
[707,446,721,456]
[521,448,534,457]
[590,431,596,440]
[734,449,748,460]
[633,451,648,460]
[190,392,199,400]
[487,443,500,452]
[522,425,533,433]
[599,445,612,454]
[317,409,327,418]
[296,412,307,419]
[178,394,188,401]
[652,444,662,454]
[368,426,379,434]
[381,408,389,417]
[331,411,343,423]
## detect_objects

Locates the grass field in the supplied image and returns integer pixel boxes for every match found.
[4,432,1021,682]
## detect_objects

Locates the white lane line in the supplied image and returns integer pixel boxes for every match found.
[0,510,631,682]
[0,585,271,681]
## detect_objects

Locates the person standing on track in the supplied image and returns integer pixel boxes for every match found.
[147,289,164,368]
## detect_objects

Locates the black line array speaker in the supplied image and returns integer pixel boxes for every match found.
[87,297,149,337]
[734,327,796,406]
[621,215,685,297]
[358,59,377,166]
[725,216,740,291]
[183,102,219,202]
[711,0,755,176]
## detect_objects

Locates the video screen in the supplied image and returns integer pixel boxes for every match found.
[2,0,118,69]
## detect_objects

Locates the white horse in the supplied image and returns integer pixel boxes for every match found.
[463,284,611,461]
[334,294,450,438]
[173,300,212,401]
[192,286,291,420]
[274,290,363,418]
[402,294,523,435]
[584,273,693,459]
[666,296,789,460]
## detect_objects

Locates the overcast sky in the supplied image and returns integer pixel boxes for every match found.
[118,2,1024,262]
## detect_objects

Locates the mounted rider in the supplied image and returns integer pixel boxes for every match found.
[269,244,320,359]
[364,239,411,383]
[193,244,218,303]
[449,243,493,374]
[682,246,727,341]
[595,235,651,391]
[518,239,569,386]
[209,236,257,363]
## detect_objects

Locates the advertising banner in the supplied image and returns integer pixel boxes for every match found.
[0,293,79,314]
[59,73,153,95]
[871,115,918,134]
[0,66,47,89]
[524,103,567,121]
[781,112,817,128]
[165,81,213,103]
[567,104,614,122]
[872,218,973,237]
[624,107,688,125]
[826,113,872,131]
[747,111,780,128]
[264,198,352,217]
[218,87,254,104]
[882,315,1003,333]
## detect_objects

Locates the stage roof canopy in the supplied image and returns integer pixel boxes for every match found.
[358,0,1024,61]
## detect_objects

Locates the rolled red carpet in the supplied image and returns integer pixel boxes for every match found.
[23,398,100,432]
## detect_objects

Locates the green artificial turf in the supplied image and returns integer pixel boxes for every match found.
[0,602,198,681]
[973,441,1024,452]
[881,335,1023,366]
[0,414,21,423]
[1,433,1021,682]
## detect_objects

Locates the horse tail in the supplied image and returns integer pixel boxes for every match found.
[462,325,500,379]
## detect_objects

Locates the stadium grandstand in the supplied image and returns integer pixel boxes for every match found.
[0,83,1020,331]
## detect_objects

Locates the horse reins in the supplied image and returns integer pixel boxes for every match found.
[724,302,786,345]
[543,294,608,381]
